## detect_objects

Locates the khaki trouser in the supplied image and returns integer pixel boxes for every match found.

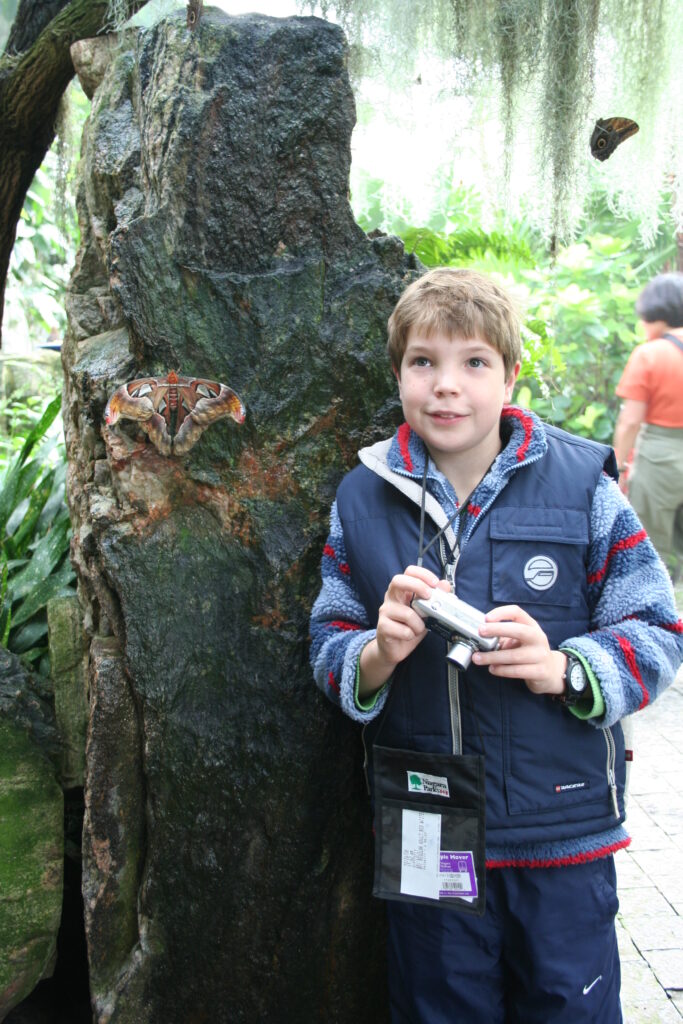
[629,424,683,581]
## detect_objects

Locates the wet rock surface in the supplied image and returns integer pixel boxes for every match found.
[63,10,418,1022]
[0,650,63,1021]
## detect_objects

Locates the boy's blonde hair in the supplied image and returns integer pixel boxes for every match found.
[387,267,522,378]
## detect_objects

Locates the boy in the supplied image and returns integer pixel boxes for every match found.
[310,268,683,1023]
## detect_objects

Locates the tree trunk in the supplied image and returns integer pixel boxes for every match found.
[62,12,415,1019]
[0,0,147,347]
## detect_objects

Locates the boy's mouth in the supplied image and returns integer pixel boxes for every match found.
[429,411,465,421]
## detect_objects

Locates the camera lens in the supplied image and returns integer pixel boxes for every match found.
[446,639,476,670]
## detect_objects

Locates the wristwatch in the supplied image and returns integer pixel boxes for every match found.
[558,654,590,704]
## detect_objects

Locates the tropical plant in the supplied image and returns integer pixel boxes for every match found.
[353,178,677,441]
[3,81,87,352]
[0,394,75,676]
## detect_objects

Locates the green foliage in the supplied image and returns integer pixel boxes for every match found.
[0,396,75,676]
[4,81,88,352]
[354,178,677,442]
[6,165,74,344]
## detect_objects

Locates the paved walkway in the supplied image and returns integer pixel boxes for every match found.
[618,601,683,1023]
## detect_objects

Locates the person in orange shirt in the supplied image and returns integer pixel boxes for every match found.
[614,272,683,581]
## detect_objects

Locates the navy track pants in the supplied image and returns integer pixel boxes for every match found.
[386,856,622,1023]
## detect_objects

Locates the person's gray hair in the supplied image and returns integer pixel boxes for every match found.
[635,272,683,327]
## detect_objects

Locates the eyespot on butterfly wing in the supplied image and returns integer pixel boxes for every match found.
[187,0,203,28]
[590,117,639,161]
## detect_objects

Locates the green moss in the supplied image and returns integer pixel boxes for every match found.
[0,723,63,1011]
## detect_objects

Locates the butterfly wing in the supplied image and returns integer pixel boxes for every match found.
[187,0,203,28]
[590,117,639,161]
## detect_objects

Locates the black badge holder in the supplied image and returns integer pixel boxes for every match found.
[372,734,486,915]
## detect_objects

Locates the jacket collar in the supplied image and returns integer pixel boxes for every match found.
[358,406,548,547]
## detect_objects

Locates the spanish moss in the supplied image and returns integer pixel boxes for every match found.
[306,0,683,245]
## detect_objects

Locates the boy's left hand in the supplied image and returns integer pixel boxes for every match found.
[472,605,566,697]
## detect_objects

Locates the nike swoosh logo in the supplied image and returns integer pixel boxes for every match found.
[583,975,603,995]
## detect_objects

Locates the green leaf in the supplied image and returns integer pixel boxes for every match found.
[10,559,75,628]
[8,470,56,556]
[8,521,70,603]
[9,617,49,654]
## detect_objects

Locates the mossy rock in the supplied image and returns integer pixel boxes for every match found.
[0,652,63,1020]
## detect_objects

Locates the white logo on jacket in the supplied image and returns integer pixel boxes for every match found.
[523,555,558,591]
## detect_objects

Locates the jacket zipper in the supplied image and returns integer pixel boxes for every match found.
[604,727,620,818]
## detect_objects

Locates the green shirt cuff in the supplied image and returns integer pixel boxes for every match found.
[354,654,388,712]
[561,648,605,720]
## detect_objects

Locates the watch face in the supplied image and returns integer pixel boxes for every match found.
[569,662,587,693]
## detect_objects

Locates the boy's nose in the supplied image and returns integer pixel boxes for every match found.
[434,367,461,394]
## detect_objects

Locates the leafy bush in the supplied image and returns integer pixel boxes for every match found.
[0,395,75,676]
[354,179,677,441]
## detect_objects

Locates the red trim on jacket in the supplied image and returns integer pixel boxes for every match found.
[587,530,648,585]
[615,633,649,709]
[501,406,534,461]
[397,422,414,472]
[486,835,631,870]
[323,544,350,575]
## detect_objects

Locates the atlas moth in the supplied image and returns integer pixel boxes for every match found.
[104,370,246,456]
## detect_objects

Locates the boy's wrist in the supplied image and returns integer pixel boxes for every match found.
[358,638,395,699]
[546,650,568,696]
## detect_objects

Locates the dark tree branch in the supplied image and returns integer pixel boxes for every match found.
[5,0,72,56]
[0,0,148,347]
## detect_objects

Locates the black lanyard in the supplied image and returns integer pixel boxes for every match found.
[416,460,472,570]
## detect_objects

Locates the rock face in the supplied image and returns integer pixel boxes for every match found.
[47,595,89,789]
[64,11,417,1022]
[0,649,63,1022]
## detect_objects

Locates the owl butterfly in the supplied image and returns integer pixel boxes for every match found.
[590,117,639,161]
[104,370,246,456]
[187,0,203,28]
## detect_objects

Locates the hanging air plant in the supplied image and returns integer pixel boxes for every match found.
[310,0,682,245]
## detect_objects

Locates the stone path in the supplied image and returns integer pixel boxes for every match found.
[618,600,683,1023]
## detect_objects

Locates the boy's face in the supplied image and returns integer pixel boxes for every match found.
[397,330,520,480]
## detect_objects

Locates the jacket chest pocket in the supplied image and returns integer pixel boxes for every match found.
[490,507,589,610]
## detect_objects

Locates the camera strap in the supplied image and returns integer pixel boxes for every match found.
[416,460,471,570]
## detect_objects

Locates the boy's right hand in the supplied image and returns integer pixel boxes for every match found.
[358,566,449,699]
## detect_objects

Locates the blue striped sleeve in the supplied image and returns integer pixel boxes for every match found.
[310,501,389,722]
[561,473,683,727]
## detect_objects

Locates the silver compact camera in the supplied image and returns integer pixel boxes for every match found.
[412,590,499,669]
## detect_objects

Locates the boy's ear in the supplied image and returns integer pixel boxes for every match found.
[504,361,521,402]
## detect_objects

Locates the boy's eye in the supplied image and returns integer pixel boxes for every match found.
[413,356,431,367]
[468,357,486,368]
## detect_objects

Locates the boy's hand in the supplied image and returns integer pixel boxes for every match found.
[358,566,450,698]
[473,605,567,697]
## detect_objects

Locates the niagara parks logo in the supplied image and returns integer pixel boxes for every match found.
[523,555,559,591]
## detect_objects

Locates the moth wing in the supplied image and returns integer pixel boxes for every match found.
[190,384,246,426]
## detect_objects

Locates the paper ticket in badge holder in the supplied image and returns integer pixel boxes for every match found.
[412,590,499,669]
[372,745,487,917]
